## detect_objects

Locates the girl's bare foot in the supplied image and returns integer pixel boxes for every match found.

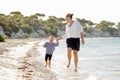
[45,65,47,68]
[67,64,70,68]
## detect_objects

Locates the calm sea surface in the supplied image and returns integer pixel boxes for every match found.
[39,37,120,80]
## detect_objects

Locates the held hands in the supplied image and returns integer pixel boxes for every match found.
[56,37,63,42]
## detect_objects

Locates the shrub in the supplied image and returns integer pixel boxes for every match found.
[0,35,5,42]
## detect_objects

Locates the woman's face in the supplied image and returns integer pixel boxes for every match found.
[65,16,71,23]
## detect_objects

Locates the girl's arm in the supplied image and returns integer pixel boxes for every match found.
[43,42,47,47]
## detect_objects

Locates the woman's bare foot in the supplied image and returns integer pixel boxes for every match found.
[74,68,78,72]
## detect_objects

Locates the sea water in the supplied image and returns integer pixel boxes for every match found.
[39,37,120,80]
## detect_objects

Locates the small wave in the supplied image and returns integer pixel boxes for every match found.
[86,75,97,80]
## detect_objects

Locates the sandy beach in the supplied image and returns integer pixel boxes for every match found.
[0,39,56,80]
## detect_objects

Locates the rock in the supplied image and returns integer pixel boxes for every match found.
[111,31,118,37]
[117,30,120,36]
[11,32,15,38]
[37,29,46,35]
[90,30,102,37]
[84,30,111,37]
[30,28,47,37]
[30,32,39,38]
[102,31,110,37]
[57,30,65,37]
[0,26,5,35]
[11,28,30,38]
[83,31,91,37]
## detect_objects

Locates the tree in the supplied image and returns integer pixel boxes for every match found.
[56,17,65,30]
[58,18,65,23]
[21,24,32,34]
[76,18,94,27]
[35,13,45,18]
[10,11,22,15]
[43,16,58,36]
[0,14,6,27]
[27,14,41,30]
[7,11,24,33]
[95,20,115,31]
[76,18,94,32]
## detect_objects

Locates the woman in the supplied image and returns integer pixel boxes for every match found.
[61,13,85,71]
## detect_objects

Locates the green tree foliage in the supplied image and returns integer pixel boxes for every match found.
[95,21,115,31]
[44,16,58,36]
[10,11,22,15]
[0,11,119,37]
[34,13,45,18]
[76,18,94,32]
[76,18,94,27]
[56,17,66,30]
[21,24,32,34]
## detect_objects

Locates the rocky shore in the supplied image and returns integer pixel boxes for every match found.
[0,26,120,38]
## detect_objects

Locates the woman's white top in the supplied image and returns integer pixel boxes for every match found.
[63,21,83,38]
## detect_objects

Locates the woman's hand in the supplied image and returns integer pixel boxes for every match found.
[80,32,85,45]
[56,37,63,41]
[81,38,85,45]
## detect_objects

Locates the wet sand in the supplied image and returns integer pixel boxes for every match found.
[38,39,120,80]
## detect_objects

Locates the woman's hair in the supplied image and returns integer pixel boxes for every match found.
[66,13,73,19]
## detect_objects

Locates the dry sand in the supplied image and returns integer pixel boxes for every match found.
[0,39,56,80]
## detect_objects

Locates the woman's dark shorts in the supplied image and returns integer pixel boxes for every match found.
[66,38,80,51]
[45,54,52,61]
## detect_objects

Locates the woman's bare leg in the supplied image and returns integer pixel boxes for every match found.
[73,50,78,71]
[67,48,72,68]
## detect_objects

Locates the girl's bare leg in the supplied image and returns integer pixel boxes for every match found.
[45,61,47,67]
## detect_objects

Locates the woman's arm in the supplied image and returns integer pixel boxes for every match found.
[56,33,67,41]
[77,21,85,45]
[80,32,85,45]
